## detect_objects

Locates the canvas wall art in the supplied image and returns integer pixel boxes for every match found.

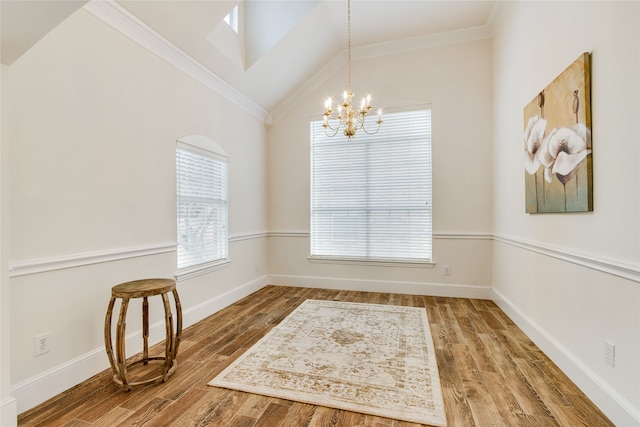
[523,52,592,213]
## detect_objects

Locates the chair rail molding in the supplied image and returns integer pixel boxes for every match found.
[229,232,269,242]
[267,231,493,240]
[9,242,177,277]
[494,233,640,283]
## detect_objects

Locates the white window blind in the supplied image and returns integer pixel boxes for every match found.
[310,108,432,262]
[177,147,228,269]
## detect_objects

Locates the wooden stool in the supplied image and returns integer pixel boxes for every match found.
[104,278,182,390]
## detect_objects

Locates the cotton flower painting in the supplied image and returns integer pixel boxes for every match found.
[523,52,593,213]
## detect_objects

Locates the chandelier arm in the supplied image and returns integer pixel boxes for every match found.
[324,124,341,138]
[323,119,340,132]
[361,121,382,135]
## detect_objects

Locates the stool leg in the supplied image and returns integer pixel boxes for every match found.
[104,297,118,376]
[142,296,149,365]
[161,292,173,381]
[171,289,183,361]
[116,298,131,390]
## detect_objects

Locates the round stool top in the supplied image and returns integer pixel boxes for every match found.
[112,278,176,299]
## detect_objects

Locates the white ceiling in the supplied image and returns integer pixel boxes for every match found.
[1,0,497,114]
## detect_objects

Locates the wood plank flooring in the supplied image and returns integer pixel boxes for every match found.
[18,285,613,426]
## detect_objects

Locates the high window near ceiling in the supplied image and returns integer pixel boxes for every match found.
[224,5,239,33]
[176,136,229,279]
[310,108,432,263]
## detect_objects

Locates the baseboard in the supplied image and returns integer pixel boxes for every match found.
[180,275,268,328]
[268,274,492,299]
[492,288,640,427]
[1,397,17,427]
[10,275,268,415]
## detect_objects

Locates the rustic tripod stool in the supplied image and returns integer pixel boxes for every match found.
[104,278,182,390]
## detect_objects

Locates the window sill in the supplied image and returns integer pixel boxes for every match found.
[308,256,434,269]
[176,258,231,281]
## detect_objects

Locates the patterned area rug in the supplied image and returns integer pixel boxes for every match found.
[208,299,447,426]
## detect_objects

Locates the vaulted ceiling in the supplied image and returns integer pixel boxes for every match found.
[1,0,497,114]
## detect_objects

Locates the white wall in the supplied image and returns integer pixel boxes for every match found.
[1,60,18,426]
[491,2,640,425]
[4,8,268,415]
[267,37,494,297]
[5,1,638,425]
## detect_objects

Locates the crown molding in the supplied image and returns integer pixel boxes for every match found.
[82,0,268,123]
[269,25,492,125]
[267,51,347,129]
[354,25,491,61]
[485,0,506,32]
[83,0,490,127]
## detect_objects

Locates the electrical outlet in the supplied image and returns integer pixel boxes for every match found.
[35,333,50,356]
[443,265,451,276]
[604,340,615,367]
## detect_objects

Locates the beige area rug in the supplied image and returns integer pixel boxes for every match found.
[208,299,447,426]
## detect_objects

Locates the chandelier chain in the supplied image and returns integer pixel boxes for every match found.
[347,0,351,92]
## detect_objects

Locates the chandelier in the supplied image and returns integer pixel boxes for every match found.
[322,0,382,139]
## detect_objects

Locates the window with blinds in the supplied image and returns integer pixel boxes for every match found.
[310,108,432,262]
[176,145,228,270]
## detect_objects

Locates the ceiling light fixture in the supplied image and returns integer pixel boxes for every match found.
[322,0,382,139]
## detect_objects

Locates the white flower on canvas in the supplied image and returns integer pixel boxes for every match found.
[524,115,547,174]
[538,123,591,184]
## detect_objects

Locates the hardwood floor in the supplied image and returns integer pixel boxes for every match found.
[18,285,613,426]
